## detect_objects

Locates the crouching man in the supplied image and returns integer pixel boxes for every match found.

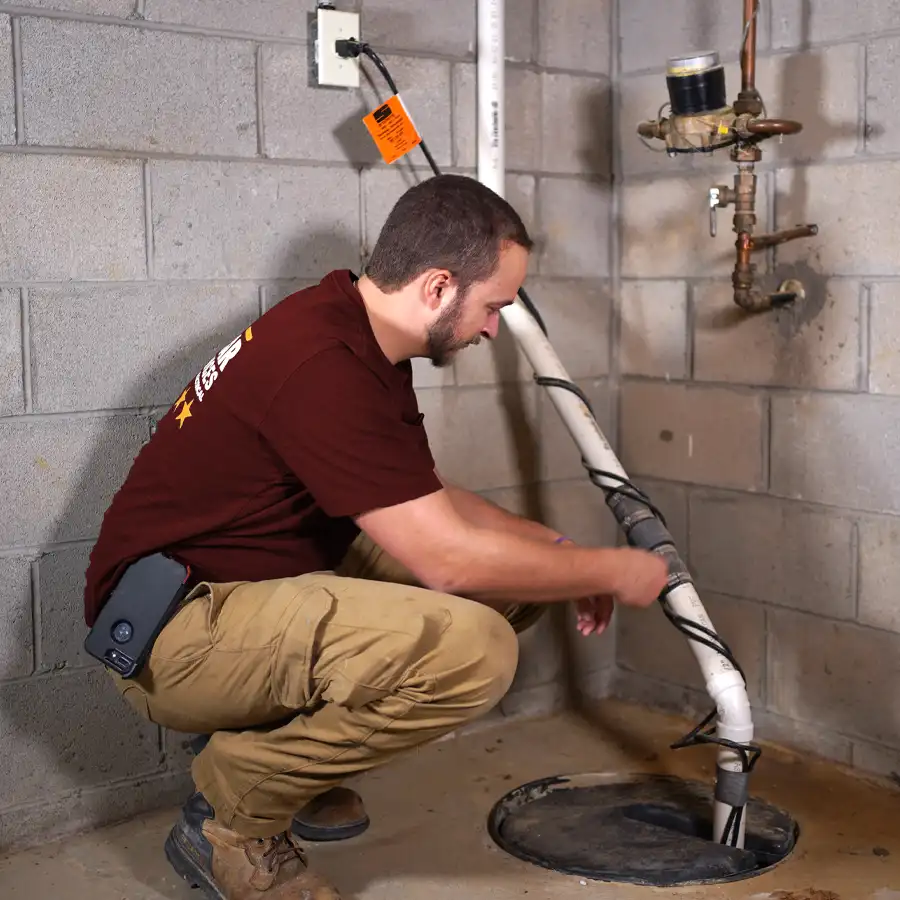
[83,174,667,900]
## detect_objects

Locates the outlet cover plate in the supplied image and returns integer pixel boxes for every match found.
[316,8,360,88]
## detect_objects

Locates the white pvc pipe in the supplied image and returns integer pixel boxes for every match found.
[476,0,754,849]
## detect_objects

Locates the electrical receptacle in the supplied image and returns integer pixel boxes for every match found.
[315,6,360,88]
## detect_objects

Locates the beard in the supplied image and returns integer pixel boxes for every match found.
[425,294,481,367]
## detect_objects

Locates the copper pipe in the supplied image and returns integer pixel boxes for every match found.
[751,225,818,249]
[741,0,758,93]
[746,118,803,136]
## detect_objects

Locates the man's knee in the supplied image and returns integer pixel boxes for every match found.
[435,599,520,712]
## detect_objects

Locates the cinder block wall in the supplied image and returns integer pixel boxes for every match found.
[610,0,900,779]
[0,1,614,850]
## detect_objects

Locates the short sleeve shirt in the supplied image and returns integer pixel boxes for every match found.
[83,270,442,626]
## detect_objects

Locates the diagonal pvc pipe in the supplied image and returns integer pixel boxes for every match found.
[476,0,754,848]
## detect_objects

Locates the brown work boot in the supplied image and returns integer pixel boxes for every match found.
[165,792,341,899]
[291,787,369,842]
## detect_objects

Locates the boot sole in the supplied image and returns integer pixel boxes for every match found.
[164,827,225,900]
[291,815,370,843]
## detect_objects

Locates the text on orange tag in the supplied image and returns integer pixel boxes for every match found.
[362,94,422,165]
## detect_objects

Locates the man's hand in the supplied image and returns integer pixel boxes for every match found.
[575,595,615,636]
[610,548,669,608]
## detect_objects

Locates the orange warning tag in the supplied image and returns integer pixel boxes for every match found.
[362,94,422,165]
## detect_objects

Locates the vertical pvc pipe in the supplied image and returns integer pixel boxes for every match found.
[475,0,752,849]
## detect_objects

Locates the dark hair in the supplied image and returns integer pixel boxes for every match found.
[365,174,533,297]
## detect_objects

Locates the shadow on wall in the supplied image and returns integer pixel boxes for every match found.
[0,230,360,853]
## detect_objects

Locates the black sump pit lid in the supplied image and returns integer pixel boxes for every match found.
[487,772,799,887]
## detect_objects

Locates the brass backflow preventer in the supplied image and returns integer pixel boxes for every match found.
[636,0,818,313]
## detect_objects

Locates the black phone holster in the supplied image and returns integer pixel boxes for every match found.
[83,553,193,679]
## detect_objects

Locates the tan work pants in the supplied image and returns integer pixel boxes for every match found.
[110,533,544,838]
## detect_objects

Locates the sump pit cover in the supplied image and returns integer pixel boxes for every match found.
[487,772,798,887]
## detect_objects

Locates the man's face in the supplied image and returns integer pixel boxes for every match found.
[425,243,529,367]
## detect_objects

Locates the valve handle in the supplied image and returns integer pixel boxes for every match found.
[708,187,721,238]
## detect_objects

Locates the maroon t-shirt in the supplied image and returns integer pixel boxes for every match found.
[83,269,442,626]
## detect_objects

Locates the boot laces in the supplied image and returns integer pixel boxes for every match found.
[256,832,306,874]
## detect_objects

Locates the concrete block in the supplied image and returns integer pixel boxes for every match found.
[453,64,541,172]
[0,290,22,415]
[773,1,900,49]
[505,174,538,273]
[20,0,132,15]
[541,477,620,549]
[851,739,900,781]
[538,177,611,278]
[539,279,611,378]
[540,378,611,482]
[869,283,900,395]
[609,668,714,722]
[22,19,256,156]
[145,0,312,37]
[693,279,862,391]
[0,155,145,281]
[499,680,567,718]
[0,668,161,808]
[858,517,900,635]
[750,708,853,766]
[538,0,611,74]
[618,592,766,705]
[152,161,360,279]
[0,768,191,855]
[362,0,474,59]
[360,54,452,168]
[769,608,900,747]
[506,0,536,63]
[0,557,33,680]
[0,17,12,145]
[753,44,859,164]
[164,727,200,773]
[620,381,765,490]
[690,491,856,618]
[260,281,315,314]
[542,74,611,178]
[0,415,147,546]
[771,393,900,514]
[411,357,455,390]
[30,283,258,413]
[263,45,375,165]
[38,545,96,671]
[361,164,427,260]
[776,161,900,277]
[508,606,565,692]
[867,37,900,157]
[619,280,688,379]
[622,173,769,279]
[416,384,539,491]
[620,0,769,74]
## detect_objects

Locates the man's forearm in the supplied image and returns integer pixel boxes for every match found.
[442,481,566,544]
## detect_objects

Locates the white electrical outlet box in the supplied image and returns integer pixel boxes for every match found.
[316,7,360,88]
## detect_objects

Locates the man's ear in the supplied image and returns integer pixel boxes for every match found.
[421,268,453,312]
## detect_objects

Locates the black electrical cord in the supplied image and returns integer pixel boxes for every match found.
[344,36,762,844]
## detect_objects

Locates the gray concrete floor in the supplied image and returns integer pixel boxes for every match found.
[1,700,898,900]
